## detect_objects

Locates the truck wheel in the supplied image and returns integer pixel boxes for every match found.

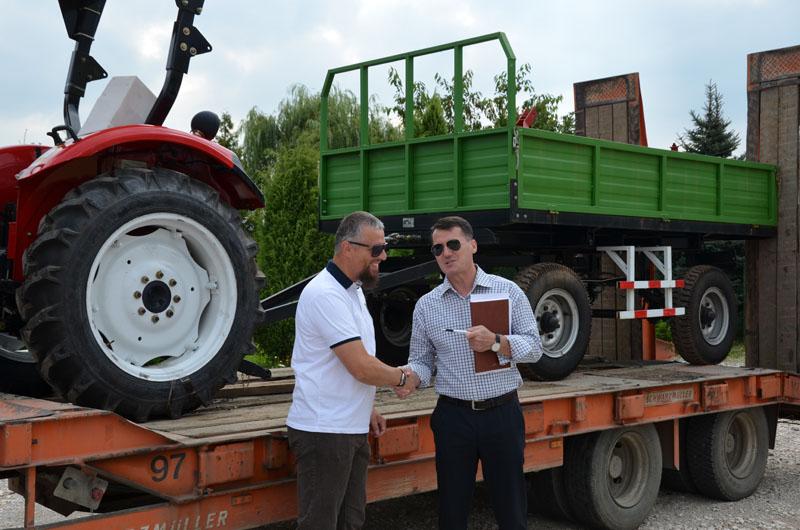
[17,168,263,421]
[565,425,662,530]
[686,407,768,501]
[515,263,591,380]
[671,265,736,365]
[528,466,573,521]
[370,287,419,366]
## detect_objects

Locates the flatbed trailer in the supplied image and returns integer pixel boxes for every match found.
[1,361,799,529]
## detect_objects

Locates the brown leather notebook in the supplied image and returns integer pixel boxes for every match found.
[470,294,510,374]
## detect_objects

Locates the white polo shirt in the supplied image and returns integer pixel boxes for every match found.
[286,261,377,434]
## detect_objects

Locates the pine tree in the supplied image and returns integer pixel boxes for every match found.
[678,81,740,157]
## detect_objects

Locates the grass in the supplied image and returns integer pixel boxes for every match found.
[722,340,746,367]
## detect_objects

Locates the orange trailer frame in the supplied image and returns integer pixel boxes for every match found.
[1,362,799,529]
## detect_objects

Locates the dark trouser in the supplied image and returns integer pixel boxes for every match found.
[430,396,527,530]
[288,427,370,530]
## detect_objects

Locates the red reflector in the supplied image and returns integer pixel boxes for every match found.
[648,280,660,288]
[676,280,685,288]
[663,308,676,317]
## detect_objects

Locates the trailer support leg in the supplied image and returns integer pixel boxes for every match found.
[24,466,36,529]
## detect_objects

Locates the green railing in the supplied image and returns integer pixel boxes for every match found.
[319,33,516,217]
[320,32,516,150]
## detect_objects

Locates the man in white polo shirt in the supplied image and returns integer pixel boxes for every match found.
[287,211,416,529]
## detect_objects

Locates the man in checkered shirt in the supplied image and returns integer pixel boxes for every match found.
[404,216,543,530]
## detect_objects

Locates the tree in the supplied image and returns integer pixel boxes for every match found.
[385,62,574,136]
[678,81,740,158]
[678,82,744,339]
[215,112,241,156]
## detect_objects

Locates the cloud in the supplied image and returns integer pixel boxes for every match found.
[136,23,172,62]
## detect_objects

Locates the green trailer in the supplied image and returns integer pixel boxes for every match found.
[318,33,777,379]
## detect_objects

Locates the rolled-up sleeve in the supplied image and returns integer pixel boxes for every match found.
[504,284,543,364]
[407,302,435,387]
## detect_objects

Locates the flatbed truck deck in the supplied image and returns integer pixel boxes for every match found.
[1,361,798,529]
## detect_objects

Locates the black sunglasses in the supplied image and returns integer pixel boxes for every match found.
[431,239,462,257]
[348,240,388,257]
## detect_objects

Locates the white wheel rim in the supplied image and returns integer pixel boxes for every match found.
[699,286,730,346]
[535,288,580,359]
[86,213,237,382]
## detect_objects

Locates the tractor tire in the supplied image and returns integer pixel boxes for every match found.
[686,407,769,501]
[671,265,736,365]
[17,168,263,421]
[564,425,662,530]
[515,263,591,380]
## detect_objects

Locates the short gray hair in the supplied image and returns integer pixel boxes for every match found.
[334,211,384,254]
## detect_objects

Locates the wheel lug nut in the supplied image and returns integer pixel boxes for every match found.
[156,271,164,279]
[166,309,174,318]
[151,315,159,323]
[133,291,141,299]
[169,279,177,287]
[141,276,149,284]
[138,307,146,315]
[173,295,181,303]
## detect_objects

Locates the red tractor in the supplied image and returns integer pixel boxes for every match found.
[0,1,264,421]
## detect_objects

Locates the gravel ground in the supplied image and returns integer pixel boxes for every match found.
[5,420,798,529]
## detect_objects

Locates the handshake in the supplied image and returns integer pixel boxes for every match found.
[394,366,420,399]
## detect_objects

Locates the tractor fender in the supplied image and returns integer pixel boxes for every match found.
[9,125,263,282]
[17,124,264,208]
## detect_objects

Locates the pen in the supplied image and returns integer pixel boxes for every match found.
[444,328,468,334]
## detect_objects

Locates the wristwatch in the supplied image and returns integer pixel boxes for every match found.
[397,369,407,387]
[490,333,502,353]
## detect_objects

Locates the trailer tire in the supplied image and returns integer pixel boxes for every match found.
[686,407,768,501]
[528,466,573,521]
[17,168,263,421]
[565,425,662,530]
[671,265,736,365]
[369,286,420,366]
[515,263,591,380]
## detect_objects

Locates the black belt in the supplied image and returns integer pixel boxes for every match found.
[439,390,517,411]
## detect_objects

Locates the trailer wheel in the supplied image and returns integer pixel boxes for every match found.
[370,286,419,366]
[671,265,736,365]
[515,263,591,380]
[528,466,573,521]
[17,168,263,421]
[686,407,768,501]
[565,425,662,530]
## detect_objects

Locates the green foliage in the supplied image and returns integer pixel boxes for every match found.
[385,62,574,136]
[216,112,241,156]
[678,81,740,158]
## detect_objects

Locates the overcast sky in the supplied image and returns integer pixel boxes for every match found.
[1,0,798,153]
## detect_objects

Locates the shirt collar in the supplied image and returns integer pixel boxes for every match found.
[326,260,354,289]
[438,265,490,297]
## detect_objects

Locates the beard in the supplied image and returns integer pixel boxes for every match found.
[358,263,379,289]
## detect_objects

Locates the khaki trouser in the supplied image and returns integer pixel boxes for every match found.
[288,427,370,530]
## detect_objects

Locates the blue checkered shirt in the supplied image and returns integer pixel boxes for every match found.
[407,267,542,401]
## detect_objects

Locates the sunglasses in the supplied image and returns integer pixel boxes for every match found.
[348,240,388,257]
[431,239,462,257]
